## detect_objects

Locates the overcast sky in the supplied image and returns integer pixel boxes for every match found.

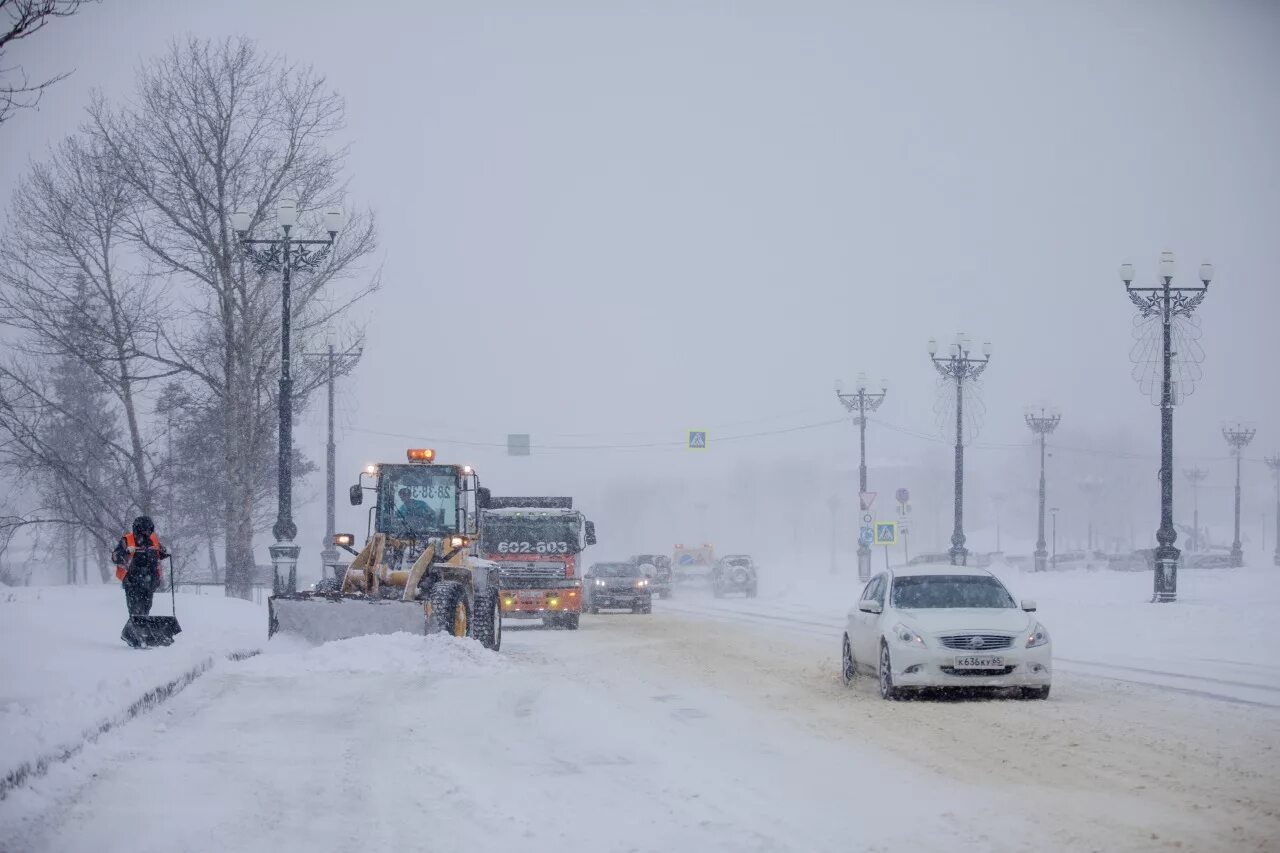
[4,1,1278,562]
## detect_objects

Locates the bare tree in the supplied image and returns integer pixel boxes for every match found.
[87,37,378,598]
[0,0,96,124]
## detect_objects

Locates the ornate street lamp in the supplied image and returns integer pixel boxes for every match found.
[929,333,991,566]
[232,200,344,594]
[1222,423,1256,568]
[1265,454,1280,568]
[835,373,887,580]
[1025,407,1061,572]
[1121,252,1212,602]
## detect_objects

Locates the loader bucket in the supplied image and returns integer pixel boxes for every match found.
[268,593,428,645]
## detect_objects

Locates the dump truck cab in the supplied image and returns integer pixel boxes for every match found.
[268,449,502,650]
[479,498,597,630]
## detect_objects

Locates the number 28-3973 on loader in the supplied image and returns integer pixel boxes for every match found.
[268,449,503,650]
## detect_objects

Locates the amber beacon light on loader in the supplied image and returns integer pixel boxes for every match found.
[267,449,503,650]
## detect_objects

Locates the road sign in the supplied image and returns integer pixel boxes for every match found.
[895,488,910,505]
[862,512,873,525]
[859,492,876,511]
[687,430,707,450]
[507,434,530,456]
[859,526,874,546]
[875,522,898,546]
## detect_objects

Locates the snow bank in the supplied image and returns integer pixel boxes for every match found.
[238,631,509,677]
[0,586,264,794]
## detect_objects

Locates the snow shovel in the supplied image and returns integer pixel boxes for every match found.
[122,557,182,647]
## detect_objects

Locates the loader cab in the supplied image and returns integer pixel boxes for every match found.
[348,450,482,544]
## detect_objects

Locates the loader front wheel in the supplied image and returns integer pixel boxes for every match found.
[430,581,470,638]
[471,588,502,651]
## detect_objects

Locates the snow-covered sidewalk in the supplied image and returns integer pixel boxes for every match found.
[1,586,265,795]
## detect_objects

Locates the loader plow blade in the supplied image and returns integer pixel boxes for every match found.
[268,594,427,645]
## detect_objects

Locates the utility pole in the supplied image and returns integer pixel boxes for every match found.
[835,373,887,581]
[1266,455,1280,568]
[929,333,991,566]
[1183,467,1208,553]
[302,341,362,579]
[1223,424,1255,568]
[1050,507,1060,569]
[1120,253,1213,602]
[1025,408,1061,572]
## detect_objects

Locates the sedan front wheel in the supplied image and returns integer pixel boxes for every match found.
[878,641,902,701]
[841,634,857,686]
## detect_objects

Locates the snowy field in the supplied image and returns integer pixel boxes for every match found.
[2,565,1278,852]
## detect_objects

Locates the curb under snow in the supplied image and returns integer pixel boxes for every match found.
[0,648,261,800]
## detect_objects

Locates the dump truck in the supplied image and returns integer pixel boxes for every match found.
[268,449,503,650]
[672,543,716,586]
[479,497,596,630]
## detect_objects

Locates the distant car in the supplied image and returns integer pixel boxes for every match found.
[711,554,758,598]
[584,562,652,614]
[906,553,951,566]
[632,554,672,599]
[842,565,1052,701]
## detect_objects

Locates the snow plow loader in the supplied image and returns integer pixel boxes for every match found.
[268,449,502,649]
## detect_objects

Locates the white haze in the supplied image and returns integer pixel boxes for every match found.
[2,1,1278,581]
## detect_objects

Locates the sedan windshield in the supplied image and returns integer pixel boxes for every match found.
[594,563,639,578]
[891,575,1015,609]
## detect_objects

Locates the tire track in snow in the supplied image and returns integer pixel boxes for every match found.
[658,597,1280,708]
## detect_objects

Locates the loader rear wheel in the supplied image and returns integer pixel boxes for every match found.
[430,581,470,638]
[471,589,502,651]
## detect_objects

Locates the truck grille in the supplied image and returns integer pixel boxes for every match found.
[498,561,566,581]
[937,634,1014,651]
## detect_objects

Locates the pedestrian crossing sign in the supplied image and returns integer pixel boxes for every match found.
[875,522,898,546]
[688,430,707,450]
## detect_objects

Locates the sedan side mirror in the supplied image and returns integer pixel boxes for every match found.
[858,599,883,615]
[1021,599,1037,612]
[349,484,363,506]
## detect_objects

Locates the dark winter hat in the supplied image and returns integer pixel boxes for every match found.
[132,516,155,536]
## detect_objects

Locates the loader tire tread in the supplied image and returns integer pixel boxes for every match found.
[429,581,470,638]
[472,588,502,651]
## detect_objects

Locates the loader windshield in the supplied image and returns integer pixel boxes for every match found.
[376,465,458,539]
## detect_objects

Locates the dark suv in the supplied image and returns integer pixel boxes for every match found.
[711,554,758,598]
[584,561,652,614]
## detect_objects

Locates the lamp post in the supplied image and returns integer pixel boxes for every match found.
[1050,506,1059,568]
[1121,252,1212,602]
[835,373,887,580]
[929,334,991,566]
[1183,467,1208,552]
[1265,454,1280,567]
[1025,407,1061,572]
[1223,424,1256,568]
[232,200,344,595]
[302,339,362,580]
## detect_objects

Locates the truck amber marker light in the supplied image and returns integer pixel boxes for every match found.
[406,448,435,462]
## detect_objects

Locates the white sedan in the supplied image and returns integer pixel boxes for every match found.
[842,565,1052,700]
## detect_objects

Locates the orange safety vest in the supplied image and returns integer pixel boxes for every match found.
[116,532,162,582]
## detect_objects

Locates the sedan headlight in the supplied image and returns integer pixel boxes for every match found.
[892,623,926,648]
[1025,622,1050,648]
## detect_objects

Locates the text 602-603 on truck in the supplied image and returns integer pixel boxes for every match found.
[479,498,597,630]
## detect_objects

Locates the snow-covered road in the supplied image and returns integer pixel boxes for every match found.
[6,593,1280,853]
